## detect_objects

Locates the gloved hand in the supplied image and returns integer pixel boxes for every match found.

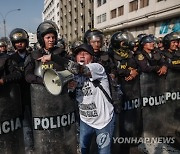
[66,60,80,74]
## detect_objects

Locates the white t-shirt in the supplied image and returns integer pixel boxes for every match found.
[75,63,114,129]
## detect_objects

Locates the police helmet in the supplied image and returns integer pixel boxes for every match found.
[110,31,134,49]
[56,38,65,49]
[139,35,154,48]
[149,34,158,43]
[9,28,29,49]
[71,40,83,51]
[37,20,58,47]
[33,42,41,50]
[0,40,7,47]
[163,32,180,49]
[157,37,163,44]
[83,29,104,47]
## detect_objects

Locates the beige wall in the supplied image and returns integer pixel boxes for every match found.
[94,0,180,37]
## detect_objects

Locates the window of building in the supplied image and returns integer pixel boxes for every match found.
[140,0,149,8]
[118,6,124,16]
[57,2,59,8]
[129,0,138,12]
[102,0,106,4]
[111,9,117,19]
[157,0,163,2]
[97,13,106,24]
[102,13,106,22]
[97,0,101,7]
[97,15,101,24]
[97,0,106,7]
[89,9,92,17]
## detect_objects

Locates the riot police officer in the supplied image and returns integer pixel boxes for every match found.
[162,32,180,149]
[24,20,77,154]
[9,28,33,152]
[0,40,14,55]
[0,41,10,82]
[135,34,168,75]
[0,45,19,85]
[110,31,142,154]
[25,20,67,84]
[9,28,31,108]
[83,29,113,74]
[110,31,138,81]
[162,32,180,70]
[0,40,7,53]
[0,31,25,154]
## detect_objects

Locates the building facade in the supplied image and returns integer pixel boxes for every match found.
[94,0,180,37]
[28,32,37,48]
[42,0,180,43]
[43,0,93,44]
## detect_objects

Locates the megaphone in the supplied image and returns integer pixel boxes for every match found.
[43,68,74,95]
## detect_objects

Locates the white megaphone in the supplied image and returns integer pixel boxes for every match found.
[43,68,74,95]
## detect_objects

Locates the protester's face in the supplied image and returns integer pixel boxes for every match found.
[14,41,27,52]
[143,42,154,52]
[44,33,56,50]
[76,50,93,65]
[169,40,178,51]
[89,37,102,52]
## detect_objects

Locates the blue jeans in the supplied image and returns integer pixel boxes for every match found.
[80,113,115,154]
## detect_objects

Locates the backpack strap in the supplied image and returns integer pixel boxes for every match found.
[92,80,113,104]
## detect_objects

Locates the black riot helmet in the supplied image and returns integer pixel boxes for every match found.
[137,33,147,42]
[83,29,104,47]
[139,35,155,49]
[33,42,41,50]
[56,38,66,49]
[163,32,180,49]
[0,40,7,47]
[157,37,163,44]
[110,31,134,49]
[9,28,29,49]
[37,20,58,48]
[71,40,83,55]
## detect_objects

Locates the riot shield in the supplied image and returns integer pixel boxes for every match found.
[139,72,174,153]
[0,83,25,154]
[118,77,142,154]
[140,72,166,137]
[164,69,180,150]
[31,84,77,154]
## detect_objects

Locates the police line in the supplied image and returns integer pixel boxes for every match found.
[33,111,76,130]
[0,117,22,135]
[123,91,179,110]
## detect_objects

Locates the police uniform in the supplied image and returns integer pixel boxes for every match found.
[0,47,25,154]
[162,49,180,70]
[93,50,114,74]
[25,46,77,154]
[135,49,167,73]
[25,47,66,84]
[0,52,21,82]
[113,49,140,103]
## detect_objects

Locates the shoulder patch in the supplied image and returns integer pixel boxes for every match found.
[138,54,144,60]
